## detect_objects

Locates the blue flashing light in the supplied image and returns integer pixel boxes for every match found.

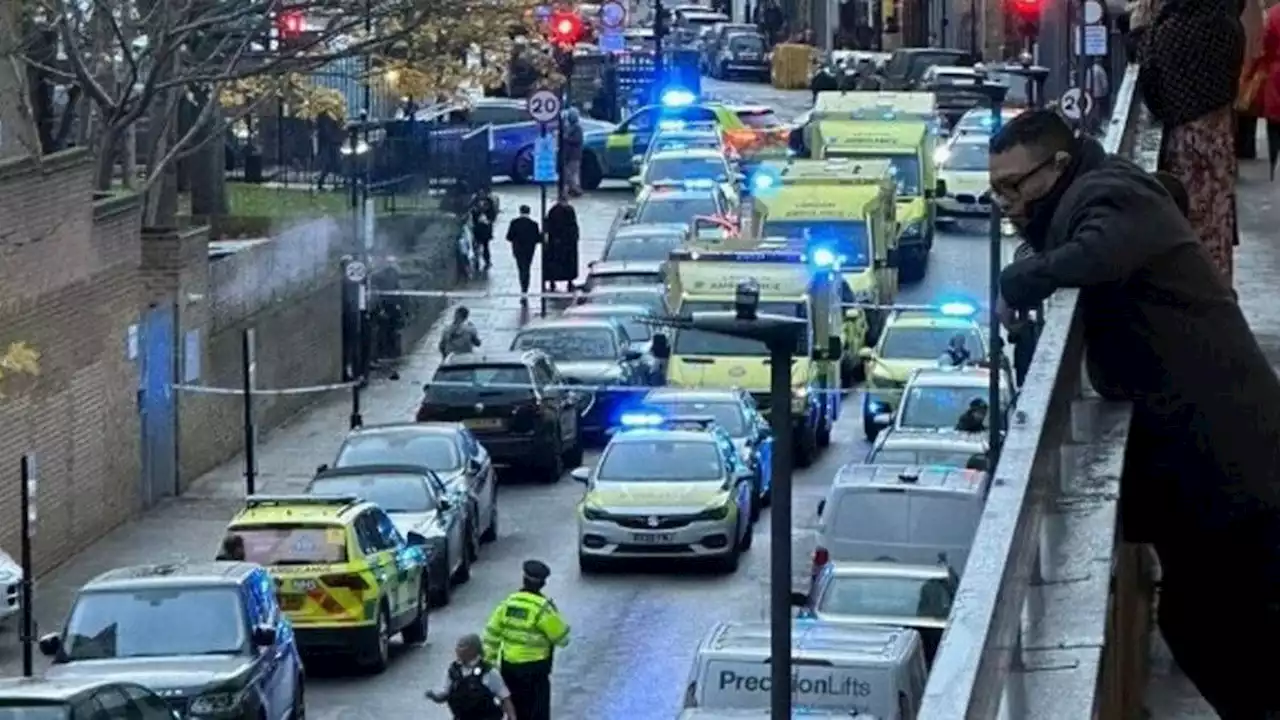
[618,412,665,427]
[752,174,775,190]
[809,247,838,269]
[661,88,696,107]
[939,301,977,317]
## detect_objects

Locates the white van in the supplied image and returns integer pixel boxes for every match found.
[684,620,927,718]
[811,463,990,578]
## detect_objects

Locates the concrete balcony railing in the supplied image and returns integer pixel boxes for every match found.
[918,64,1158,719]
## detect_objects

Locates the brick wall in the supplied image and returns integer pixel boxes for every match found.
[0,150,144,572]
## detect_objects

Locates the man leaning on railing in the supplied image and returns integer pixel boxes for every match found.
[990,107,1280,717]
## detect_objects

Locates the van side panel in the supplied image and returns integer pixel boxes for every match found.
[696,659,892,714]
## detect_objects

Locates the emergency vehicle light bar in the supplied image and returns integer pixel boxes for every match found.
[669,249,806,263]
[616,412,718,430]
[246,494,362,508]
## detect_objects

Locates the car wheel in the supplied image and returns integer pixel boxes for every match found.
[581,152,604,190]
[481,502,499,544]
[401,581,429,645]
[542,432,565,482]
[512,146,534,184]
[454,533,473,584]
[429,555,451,607]
[362,602,391,673]
[562,431,584,468]
[749,483,762,522]
[817,403,832,448]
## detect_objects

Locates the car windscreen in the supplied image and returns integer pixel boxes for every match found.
[570,311,652,340]
[63,587,246,660]
[899,386,988,429]
[583,291,665,312]
[589,271,662,288]
[727,34,766,54]
[636,196,717,224]
[604,234,684,261]
[906,52,973,81]
[942,142,988,171]
[0,705,69,720]
[818,574,953,620]
[309,473,437,513]
[644,399,746,436]
[234,525,348,565]
[596,440,723,480]
[869,448,979,468]
[644,157,727,184]
[335,431,461,471]
[759,220,871,269]
[673,300,807,356]
[511,328,617,361]
[427,365,536,402]
[880,326,981,360]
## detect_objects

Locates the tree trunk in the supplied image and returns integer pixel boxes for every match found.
[186,91,228,216]
[95,125,120,190]
[121,122,137,189]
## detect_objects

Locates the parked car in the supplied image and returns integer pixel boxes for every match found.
[700,22,758,72]
[0,677,181,720]
[871,47,976,90]
[708,31,770,81]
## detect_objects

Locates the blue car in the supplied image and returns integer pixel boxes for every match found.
[413,98,616,188]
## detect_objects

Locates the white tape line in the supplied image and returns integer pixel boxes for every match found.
[422,379,849,396]
[172,381,358,397]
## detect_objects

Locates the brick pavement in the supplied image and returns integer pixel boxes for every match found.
[1143,145,1280,718]
[0,186,617,675]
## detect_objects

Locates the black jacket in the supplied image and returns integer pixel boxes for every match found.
[470,198,498,241]
[998,139,1280,585]
[506,216,541,258]
[544,203,580,281]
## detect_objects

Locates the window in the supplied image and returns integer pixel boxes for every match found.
[336,431,462,471]
[603,234,683,262]
[942,142,988,171]
[372,509,405,548]
[71,696,102,720]
[471,104,525,125]
[644,400,747,436]
[531,359,557,389]
[122,686,175,720]
[643,156,728,184]
[310,473,438,513]
[427,365,537,402]
[735,107,780,128]
[90,690,132,720]
[62,588,247,660]
[354,513,386,555]
[0,704,72,720]
[624,108,658,133]
[512,328,619,361]
[236,525,347,565]
[817,574,953,620]
[596,440,723,481]
[880,327,981,361]
[899,386,988,429]
[635,195,719,224]
[759,220,871,269]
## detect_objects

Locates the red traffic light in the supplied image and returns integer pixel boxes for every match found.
[1010,0,1040,17]
[548,11,584,46]
[277,11,304,38]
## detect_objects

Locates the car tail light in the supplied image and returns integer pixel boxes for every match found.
[811,546,830,579]
[321,574,369,592]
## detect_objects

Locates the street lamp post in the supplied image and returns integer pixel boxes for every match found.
[678,281,806,719]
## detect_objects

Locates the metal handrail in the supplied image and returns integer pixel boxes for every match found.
[918,63,1149,719]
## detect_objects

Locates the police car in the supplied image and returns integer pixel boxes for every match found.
[572,414,756,573]
[635,124,731,172]
[880,365,1014,434]
[630,181,737,226]
[632,148,743,199]
[601,222,689,262]
[866,427,986,469]
[934,134,992,219]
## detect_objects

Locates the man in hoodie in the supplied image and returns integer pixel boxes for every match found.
[993,109,1280,716]
[439,307,482,357]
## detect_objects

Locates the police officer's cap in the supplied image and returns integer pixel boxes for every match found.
[523,559,551,582]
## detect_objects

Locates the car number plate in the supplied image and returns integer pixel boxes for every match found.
[631,533,674,544]
[464,418,504,430]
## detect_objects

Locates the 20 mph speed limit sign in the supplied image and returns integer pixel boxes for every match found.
[1059,87,1094,120]
[528,90,562,124]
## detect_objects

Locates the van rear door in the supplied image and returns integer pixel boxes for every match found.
[697,658,891,713]
[828,487,910,563]
[907,492,982,569]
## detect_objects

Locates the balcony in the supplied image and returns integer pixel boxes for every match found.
[919,64,1207,718]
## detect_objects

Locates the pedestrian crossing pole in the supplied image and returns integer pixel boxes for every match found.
[241,328,258,495]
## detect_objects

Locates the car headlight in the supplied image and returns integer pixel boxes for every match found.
[582,505,608,521]
[695,502,732,521]
[339,141,370,156]
[190,691,246,715]
[791,387,809,413]
[899,221,922,238]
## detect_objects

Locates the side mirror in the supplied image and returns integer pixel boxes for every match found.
[438,499,452,511]
[38,633,60,657]
[935,178,948,196]
[631,154,644,167]
[816,499,826,516]
[315,464,329,474]
[872,412,892,425]
[570,466,591,483]
[467,458,483,474]
[857,346,873,360]
[405,530,428,546]
[251,624,277,647]
[826,337,842,359]
[623,349,643,361]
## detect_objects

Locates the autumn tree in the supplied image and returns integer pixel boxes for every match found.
[0,343,40,398]
[4,0,436,224]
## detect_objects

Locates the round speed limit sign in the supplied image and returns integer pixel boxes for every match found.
[1059,87,1094,120]
[528,90,562,124]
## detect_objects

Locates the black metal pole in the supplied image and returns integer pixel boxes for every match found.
[654,0,666,94]
[540,122,550,319]
[276,97,286,186]
[767,339,794,719]
[348,124,360,211]
[352,283,365,429]
[986,94,1003,460]
[19,454,34,677]
[241,329,257,495]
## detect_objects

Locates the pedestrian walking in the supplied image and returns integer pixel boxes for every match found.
[439,306,482,357]
[470,189,498,270]
[483,560,570,720]
[507,205,542,304]
[427,634,517,720]
[1139,0,1244,284]
[992,109,1280,717]
[314,109,345,191]
[562,109,586,197]
[543,196,580,294]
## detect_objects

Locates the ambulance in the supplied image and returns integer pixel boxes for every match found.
[664,249,842,467]
[807,92,945,283]
[683,620,927,718]
[748,158,899,387]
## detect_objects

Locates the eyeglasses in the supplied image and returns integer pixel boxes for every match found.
[990,155,1057,202]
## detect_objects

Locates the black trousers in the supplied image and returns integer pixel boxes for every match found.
[474,232,492,267]
[501,658,551,720]
[514,252,535,293]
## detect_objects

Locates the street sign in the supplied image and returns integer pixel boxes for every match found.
[1081,25,1108,56]
[533,135,559,183]
[600,29,625,52]
[344,260,368,283]
[1083,0,1104,24]
[601,0,627,28]
[528,89,562,124]
[1059,87,1094,120]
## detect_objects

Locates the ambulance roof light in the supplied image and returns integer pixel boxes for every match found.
[939,301,977,317]
[661,88,697,107]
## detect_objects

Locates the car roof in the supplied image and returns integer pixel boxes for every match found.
[0,677,131,700]
[701,620,914,662]
[588,260,665,274]
[314,464,434,482]
[343,422,463,439]
[833,462,984,494]
[85,561,258,592]
[585,285,663,296]
[825,560,955,580]
[907,366,992,387]
[607,428,721,444]
[649,148,725,161]
[644,388,741,403]
[876,428,986,452]
[231,493,371,525]
[515,317,620,332]
[948,133,990,147]
[931,65,977,75]
[887,311,979,329]
[439,350,540,367]
[639,187,713,201]
[613,222,689,237]
[564,303,653,317]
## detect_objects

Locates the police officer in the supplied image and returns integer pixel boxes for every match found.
[428,634,516,720]
[956,398,989,432]
[483,560,570,720]
[943,333,972,367]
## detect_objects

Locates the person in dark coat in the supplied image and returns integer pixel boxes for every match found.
[506,205,542,303]
[314,110,345,191]
[954,398,987,432]
[543,197,580,294]
[470,189,498,270]
[993,109,1280,717]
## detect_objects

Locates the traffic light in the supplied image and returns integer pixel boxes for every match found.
[548,10,584,47]
[1009,0,1040,38]
[276,11,305,47]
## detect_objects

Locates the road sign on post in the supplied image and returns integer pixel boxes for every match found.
[528,89,562,124]
[601,0,627,28]
[533,135,559,183]
[1059,87,1094,120]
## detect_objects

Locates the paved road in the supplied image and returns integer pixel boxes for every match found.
[0,80,1017,719]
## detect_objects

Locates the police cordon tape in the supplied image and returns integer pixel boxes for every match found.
[170,380,359,396]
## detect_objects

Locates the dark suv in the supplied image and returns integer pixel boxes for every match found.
[41,562,303,719]
[417,351,586,482]
[873,47,976,90]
